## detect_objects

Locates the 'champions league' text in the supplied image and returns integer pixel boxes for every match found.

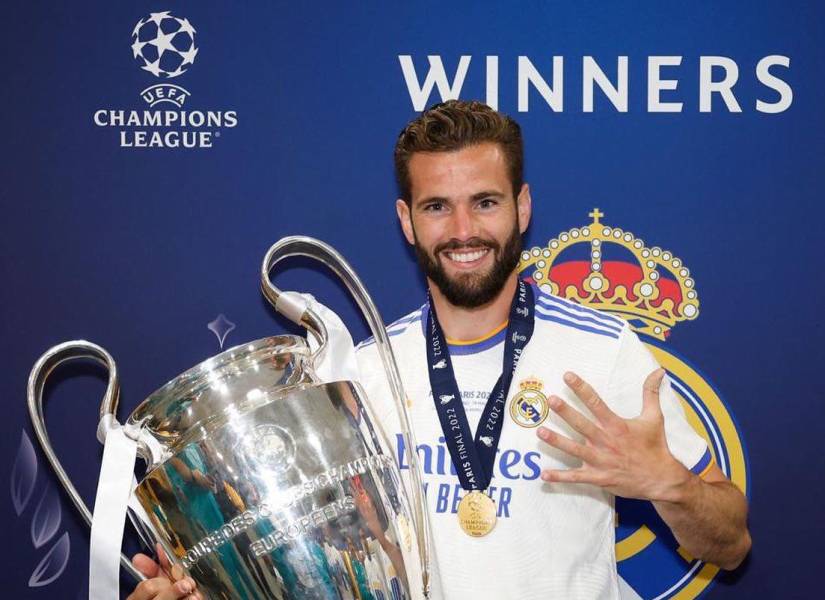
[93,110,238,148]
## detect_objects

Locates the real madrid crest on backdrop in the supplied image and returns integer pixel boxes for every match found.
[520,211,748,599]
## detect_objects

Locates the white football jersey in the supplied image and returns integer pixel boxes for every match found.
[356,285,711,600]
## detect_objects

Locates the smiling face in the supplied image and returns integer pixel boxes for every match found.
[396,142,532,308]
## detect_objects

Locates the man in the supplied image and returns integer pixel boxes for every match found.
[129,100,750,599]
[354,100,751,598]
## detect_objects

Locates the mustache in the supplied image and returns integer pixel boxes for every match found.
[433,237,499,255]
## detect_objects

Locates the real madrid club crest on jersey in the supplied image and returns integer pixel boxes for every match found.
[509,377,549,428]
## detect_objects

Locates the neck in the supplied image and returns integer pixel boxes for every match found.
[428,272,519,341]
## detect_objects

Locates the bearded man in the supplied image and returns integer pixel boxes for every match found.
[353,100,751,599]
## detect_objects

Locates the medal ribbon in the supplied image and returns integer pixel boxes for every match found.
[426,279,534,491]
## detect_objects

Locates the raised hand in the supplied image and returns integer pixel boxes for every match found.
[536,369,691,502]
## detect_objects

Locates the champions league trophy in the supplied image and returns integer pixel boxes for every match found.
[26,237,430,599]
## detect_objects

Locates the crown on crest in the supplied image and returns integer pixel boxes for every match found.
[519,208,699,340]
[519,377,544,391]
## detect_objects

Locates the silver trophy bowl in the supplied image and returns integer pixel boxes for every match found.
[27,237,430,599]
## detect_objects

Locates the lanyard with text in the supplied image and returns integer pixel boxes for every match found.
[425,280,535,513]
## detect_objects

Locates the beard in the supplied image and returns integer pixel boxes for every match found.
[413,222,523,309]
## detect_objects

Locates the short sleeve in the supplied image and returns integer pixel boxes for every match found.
[605,325,711,475]
[355,343,400,431]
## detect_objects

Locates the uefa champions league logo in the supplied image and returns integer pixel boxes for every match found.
[131,12,198,79]
[92,10,238,148]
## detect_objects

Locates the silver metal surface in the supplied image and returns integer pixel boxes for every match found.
[26,340,145,582]
[27,236,431,599]
[261,236,431,594]
[133,371,419,599]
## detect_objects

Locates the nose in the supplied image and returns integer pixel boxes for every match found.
[448,202,477,242]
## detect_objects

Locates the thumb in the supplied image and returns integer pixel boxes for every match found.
[131,553,160,578]
[641,368,666,416]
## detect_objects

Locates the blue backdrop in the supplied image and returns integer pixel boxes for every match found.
[2,2,823,598]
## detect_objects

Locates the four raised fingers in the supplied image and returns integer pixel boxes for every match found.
[539,369,669,490]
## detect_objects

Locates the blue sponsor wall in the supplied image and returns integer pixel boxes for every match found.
[1,2,822,598]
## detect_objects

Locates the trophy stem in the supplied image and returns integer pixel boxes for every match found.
[262,235,431,597]
[26,340,145,583]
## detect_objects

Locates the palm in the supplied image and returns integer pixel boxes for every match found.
[537,369,687,502]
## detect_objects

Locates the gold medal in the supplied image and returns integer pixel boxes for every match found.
[457,491,497,537]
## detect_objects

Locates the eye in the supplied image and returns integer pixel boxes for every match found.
[477,197,498,209]
[422,201,444,212]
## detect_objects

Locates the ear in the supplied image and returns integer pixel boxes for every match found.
[516,183,532,234]
[396,199,416,245]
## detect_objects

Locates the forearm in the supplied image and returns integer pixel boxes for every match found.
[652,465,751,570]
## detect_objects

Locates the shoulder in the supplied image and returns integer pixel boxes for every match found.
[355,304,425,351]
[353,305,427,422]
[532,284,627,341]
[355,304,426,364]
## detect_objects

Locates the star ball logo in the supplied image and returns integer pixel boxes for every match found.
[93,11,238,149]
[132,12,198,80]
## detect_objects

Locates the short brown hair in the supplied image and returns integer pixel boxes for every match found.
[394,100,524,204]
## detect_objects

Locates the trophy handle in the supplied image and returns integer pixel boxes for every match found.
[262,235,431,596]
[26,340,145,583]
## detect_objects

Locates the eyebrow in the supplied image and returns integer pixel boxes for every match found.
[415,195,448,207]
[415,190,506,207]
[470,190,506,201]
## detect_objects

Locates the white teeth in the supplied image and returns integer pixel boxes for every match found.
[446,249,488,263]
